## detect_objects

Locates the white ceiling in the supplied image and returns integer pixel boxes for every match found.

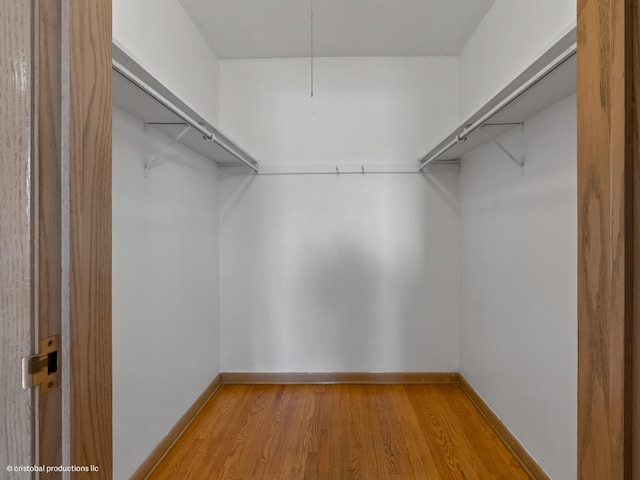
[178,0,495,59]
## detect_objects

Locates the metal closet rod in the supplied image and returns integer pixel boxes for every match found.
[112,59,259,173]
[418,42,577,171]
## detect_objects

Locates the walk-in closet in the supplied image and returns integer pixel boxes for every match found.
[110,1,578,478]
[6,0,639,479]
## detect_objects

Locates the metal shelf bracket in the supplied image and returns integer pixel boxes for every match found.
[478,126,525,170]
[144,125,192,176]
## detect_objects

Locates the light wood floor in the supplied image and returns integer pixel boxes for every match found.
[149,384,530,479]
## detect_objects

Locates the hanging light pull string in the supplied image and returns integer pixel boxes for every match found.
[311,0,314,97]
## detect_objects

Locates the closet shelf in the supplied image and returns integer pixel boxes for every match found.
[418,27,576,171]
[112,43,259,172]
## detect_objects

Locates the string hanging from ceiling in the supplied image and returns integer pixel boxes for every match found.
[310,0,314,97]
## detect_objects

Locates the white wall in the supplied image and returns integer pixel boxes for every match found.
[458,0,575,119]
[112,2,222,475]
[459,94,577,480]
[219,57,460,373]
[112,0,220,125]
[219,57,459,165]
[219,173,460,372]
[112,107,220,479]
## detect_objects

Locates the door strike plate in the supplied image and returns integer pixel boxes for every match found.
[22,335,60,393]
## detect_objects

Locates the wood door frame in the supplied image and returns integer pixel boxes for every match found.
[38,0,64,472]
[61,0,113,477]
[577,0,639,478]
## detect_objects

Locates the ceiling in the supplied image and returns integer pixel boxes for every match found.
[178,0,495,59]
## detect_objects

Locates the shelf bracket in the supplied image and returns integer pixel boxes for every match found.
[478,126,524,169]
[144,125,192,176]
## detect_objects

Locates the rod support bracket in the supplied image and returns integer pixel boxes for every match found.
[144,125,192,176]
[479,127,525,170]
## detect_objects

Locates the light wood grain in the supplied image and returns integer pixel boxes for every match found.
[131,375,222,480]
[64,0,113,476]
[149,384,531,480]
[0,0,36,472]
[577,0,637,477]
[221,372,460,385]
[37,0,64,475]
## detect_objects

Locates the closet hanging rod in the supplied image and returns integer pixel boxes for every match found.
[112,59,259,173]
[418,42,577,171]
[112,59,213,140]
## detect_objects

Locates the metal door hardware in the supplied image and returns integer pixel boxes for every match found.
[22,335,60,393]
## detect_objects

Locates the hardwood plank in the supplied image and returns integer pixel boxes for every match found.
[149,384,531,480]
[259,385,311,479]
[231,385,292,478]
[348,385,385,479]
[300,387,321,478]
[577,0,638,477]
[410,386,477,479]
[215,385,284,479]
[388,385,444,480]
[63,0,113,476]
[301,385,331,479]
[370,386,412,477]
[0,0,36,471]
[313,384,347,479]
[339,384,359,479]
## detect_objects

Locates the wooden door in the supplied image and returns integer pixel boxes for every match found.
[1,0,112,478]
[0,0,38,471]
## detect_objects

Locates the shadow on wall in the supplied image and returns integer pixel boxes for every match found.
[220,172,460,373]
[300,239,381,371]
[421,171,459,214]
[219,173,257,224]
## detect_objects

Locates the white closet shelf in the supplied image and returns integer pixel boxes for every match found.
[419,26,576,170]
[112,43,259,172]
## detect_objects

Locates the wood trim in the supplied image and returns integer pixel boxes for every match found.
[131,374,223,480]
[221,372,460,385]
[631,0,640,474]
[577,0,638,477]
[37,0,63,473]
[63,0,113,476]
[457,375,550,480]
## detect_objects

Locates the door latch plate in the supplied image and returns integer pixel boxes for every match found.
[22,335,60,393]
